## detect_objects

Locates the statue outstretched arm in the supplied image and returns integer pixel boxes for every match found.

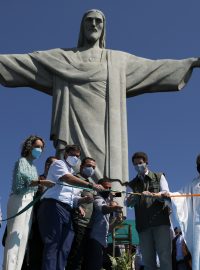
[125,54,198,98]
[0,53,53,95]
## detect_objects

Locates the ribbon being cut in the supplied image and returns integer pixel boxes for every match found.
[1,181,200,222]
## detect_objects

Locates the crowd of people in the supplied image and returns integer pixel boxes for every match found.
[0,135,199,270]
[1,136,124,270]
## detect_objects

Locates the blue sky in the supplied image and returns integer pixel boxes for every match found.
[1,0,200,263]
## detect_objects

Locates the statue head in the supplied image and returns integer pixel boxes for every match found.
[78,9,106,48]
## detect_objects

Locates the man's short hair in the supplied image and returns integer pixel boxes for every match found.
[45,156,57,167]
[132,152,148,164]
[98,176,111,185]
[65,144,81,154]
[81,157,96,166]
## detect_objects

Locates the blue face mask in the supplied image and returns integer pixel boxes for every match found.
[82,166,95,177]
[31,148,42,159]
[134,163,147,174]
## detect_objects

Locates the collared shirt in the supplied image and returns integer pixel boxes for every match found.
[41,159,77,208]
[90,195,110,247]
[139,170,169,192]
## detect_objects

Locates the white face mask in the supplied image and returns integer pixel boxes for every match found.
[134,163,147,174]
[66,156,79,167]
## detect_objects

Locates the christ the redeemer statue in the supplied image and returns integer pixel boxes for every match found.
[0,9,199,193]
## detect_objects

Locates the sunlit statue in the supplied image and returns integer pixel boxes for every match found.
[0,9,200,193]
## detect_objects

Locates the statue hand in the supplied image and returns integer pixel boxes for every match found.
[191,58,200,68]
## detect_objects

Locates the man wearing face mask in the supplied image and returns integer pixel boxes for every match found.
[169,154,200,270]
[66,157,97,270]
[127,152,172,270]
[37,145,104,270]
[86,177,123,270]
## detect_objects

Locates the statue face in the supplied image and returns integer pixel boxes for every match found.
[83,11,104,46]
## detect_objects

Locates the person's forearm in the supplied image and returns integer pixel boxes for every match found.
[29,179,52,187]
[102,205,117,214]
[29,179,40,186]
[60,174,91,189]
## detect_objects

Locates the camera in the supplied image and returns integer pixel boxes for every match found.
[113,192,122,197]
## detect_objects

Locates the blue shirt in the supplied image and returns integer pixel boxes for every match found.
[90,195,110,247]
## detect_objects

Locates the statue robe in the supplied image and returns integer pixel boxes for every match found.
[171,176,200,270]
[0,48,196,192]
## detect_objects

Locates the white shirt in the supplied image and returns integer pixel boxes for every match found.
[171,175,200,270]
[41,159,77,208]
[139,170,170,191]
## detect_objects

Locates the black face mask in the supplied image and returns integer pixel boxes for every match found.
[197,164,200,174]
[99,191,110,199]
